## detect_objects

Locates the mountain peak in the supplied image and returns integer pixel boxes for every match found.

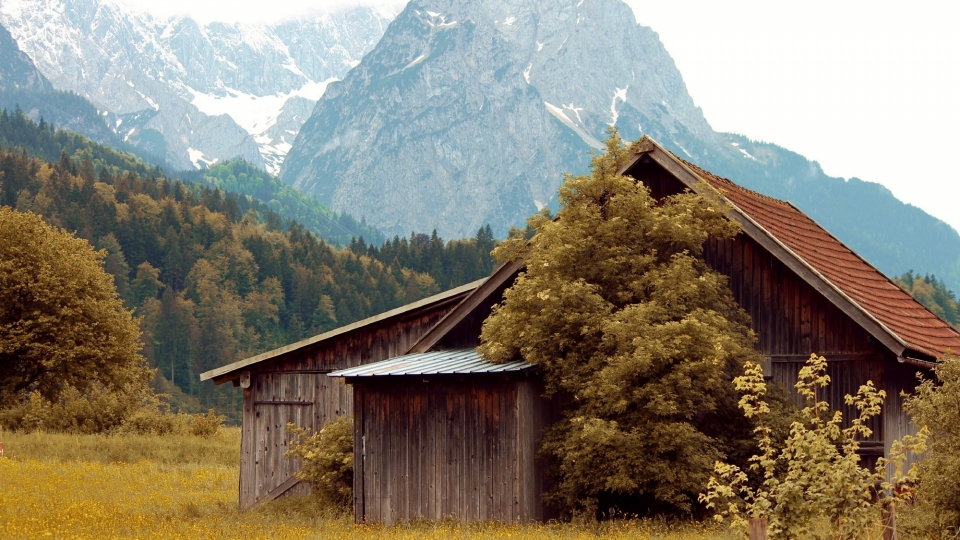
[280,0,717,238]
[0,0,393,172]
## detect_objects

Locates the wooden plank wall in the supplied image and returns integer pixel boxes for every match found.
[882,361,926,471]
[238,302,460,508]
[354,375,548,524]
[633,158,900,448]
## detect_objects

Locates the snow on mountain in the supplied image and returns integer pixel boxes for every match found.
[0,0,394,172]
[281,0,718,238]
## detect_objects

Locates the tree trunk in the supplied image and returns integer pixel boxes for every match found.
[882,503,897,540]
[749,517,768,540]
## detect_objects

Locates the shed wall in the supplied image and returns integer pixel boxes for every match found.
[353,376,550,524]
[239,301,460,508]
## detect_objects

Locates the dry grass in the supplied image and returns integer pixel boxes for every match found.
[0,430,738,539]
[2,427,240,466]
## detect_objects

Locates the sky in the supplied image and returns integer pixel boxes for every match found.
[119,0,960,232]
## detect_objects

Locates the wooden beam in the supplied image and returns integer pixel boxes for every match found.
[766,353,884,363]
[254,401,315,406]
[407,259,525,354]
[749,518,768,540]
[247,475,300,510]
[633,146,907,358]
[203,278,483,384]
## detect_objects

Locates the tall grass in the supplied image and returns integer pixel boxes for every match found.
[2,427,239,466]
[0,430,737,539]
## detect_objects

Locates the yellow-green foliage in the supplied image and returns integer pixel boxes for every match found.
[0,207,151,407]
[0,431,738,539]
[479,130,760,516]
[898,354,960,537]
[0,384,225,437]
[286,416,354,511]
[701,354,923,539]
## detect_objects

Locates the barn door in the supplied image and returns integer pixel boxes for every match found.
[251,372,317,504]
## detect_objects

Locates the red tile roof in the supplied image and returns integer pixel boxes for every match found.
[679,159,960,359]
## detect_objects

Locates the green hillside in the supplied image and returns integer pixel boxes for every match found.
[179,160,383,246]
[0,111,496,420]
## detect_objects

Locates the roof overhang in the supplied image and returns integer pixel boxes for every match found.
[200,278,487,385]
[328,348,533,379]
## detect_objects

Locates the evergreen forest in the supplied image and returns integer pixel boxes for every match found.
[0,109,497,420]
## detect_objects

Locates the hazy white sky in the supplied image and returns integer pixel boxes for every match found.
[120,0,960,232]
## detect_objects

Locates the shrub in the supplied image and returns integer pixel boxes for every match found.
[286,416,354,511]
[0,385,224,437]
[0,384,142,434]
[899,354,960,537]
[700,354,924,539]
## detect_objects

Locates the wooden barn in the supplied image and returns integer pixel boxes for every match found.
[199,279,484,509]
[202,135,960,523]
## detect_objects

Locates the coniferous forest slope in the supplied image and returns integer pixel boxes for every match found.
[0,110,496,418]
[281,0,960,292]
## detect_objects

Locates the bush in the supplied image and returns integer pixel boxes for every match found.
[0,386,224,437]
[117,407,225,438]
[286,416,354,511]
[899,354,960,537]
[700,354,924,539]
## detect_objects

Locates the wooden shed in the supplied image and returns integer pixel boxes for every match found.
[199,279,484,509]
[329,349,554,524]
[203,135,960,522]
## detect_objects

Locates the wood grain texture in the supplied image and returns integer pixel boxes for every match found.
[238,301,460,509]
[351,375,552,524]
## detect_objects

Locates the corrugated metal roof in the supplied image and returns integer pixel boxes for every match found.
[328,349,533,378]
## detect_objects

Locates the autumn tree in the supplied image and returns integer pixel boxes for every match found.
[478,131,761,516]
[0,207,151,406]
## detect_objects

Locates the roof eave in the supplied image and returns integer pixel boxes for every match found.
[201,278,487,385]
[626,137,908,358]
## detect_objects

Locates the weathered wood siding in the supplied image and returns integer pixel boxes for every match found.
[630,157,922,455]
[353,375,550,524]
[238,302,460,508]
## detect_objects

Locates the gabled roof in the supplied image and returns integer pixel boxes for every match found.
[408,136,960,362]
[328,348,532,378]
[200,278,486,384]
[630,136,960,359]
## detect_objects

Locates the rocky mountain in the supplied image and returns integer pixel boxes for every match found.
[0,21,125,147]
[281,0,960,291]
[0,0,394,172]
[282,0,711,236]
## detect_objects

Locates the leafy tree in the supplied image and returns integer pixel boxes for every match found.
[0,207,151,406]
[702,354,922,538]
[899,354,960,536]
[478,131,760,516]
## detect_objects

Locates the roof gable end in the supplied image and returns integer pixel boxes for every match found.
[627,136,960,359]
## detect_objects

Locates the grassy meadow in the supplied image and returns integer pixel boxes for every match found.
[0,429,739,539]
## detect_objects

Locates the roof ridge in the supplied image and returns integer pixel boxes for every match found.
[675,155,792,208]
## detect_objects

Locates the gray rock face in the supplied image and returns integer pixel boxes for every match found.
[0,0,393,172]
[281,0,723,238]
[0,21,50,92]
[281,0,960,292]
